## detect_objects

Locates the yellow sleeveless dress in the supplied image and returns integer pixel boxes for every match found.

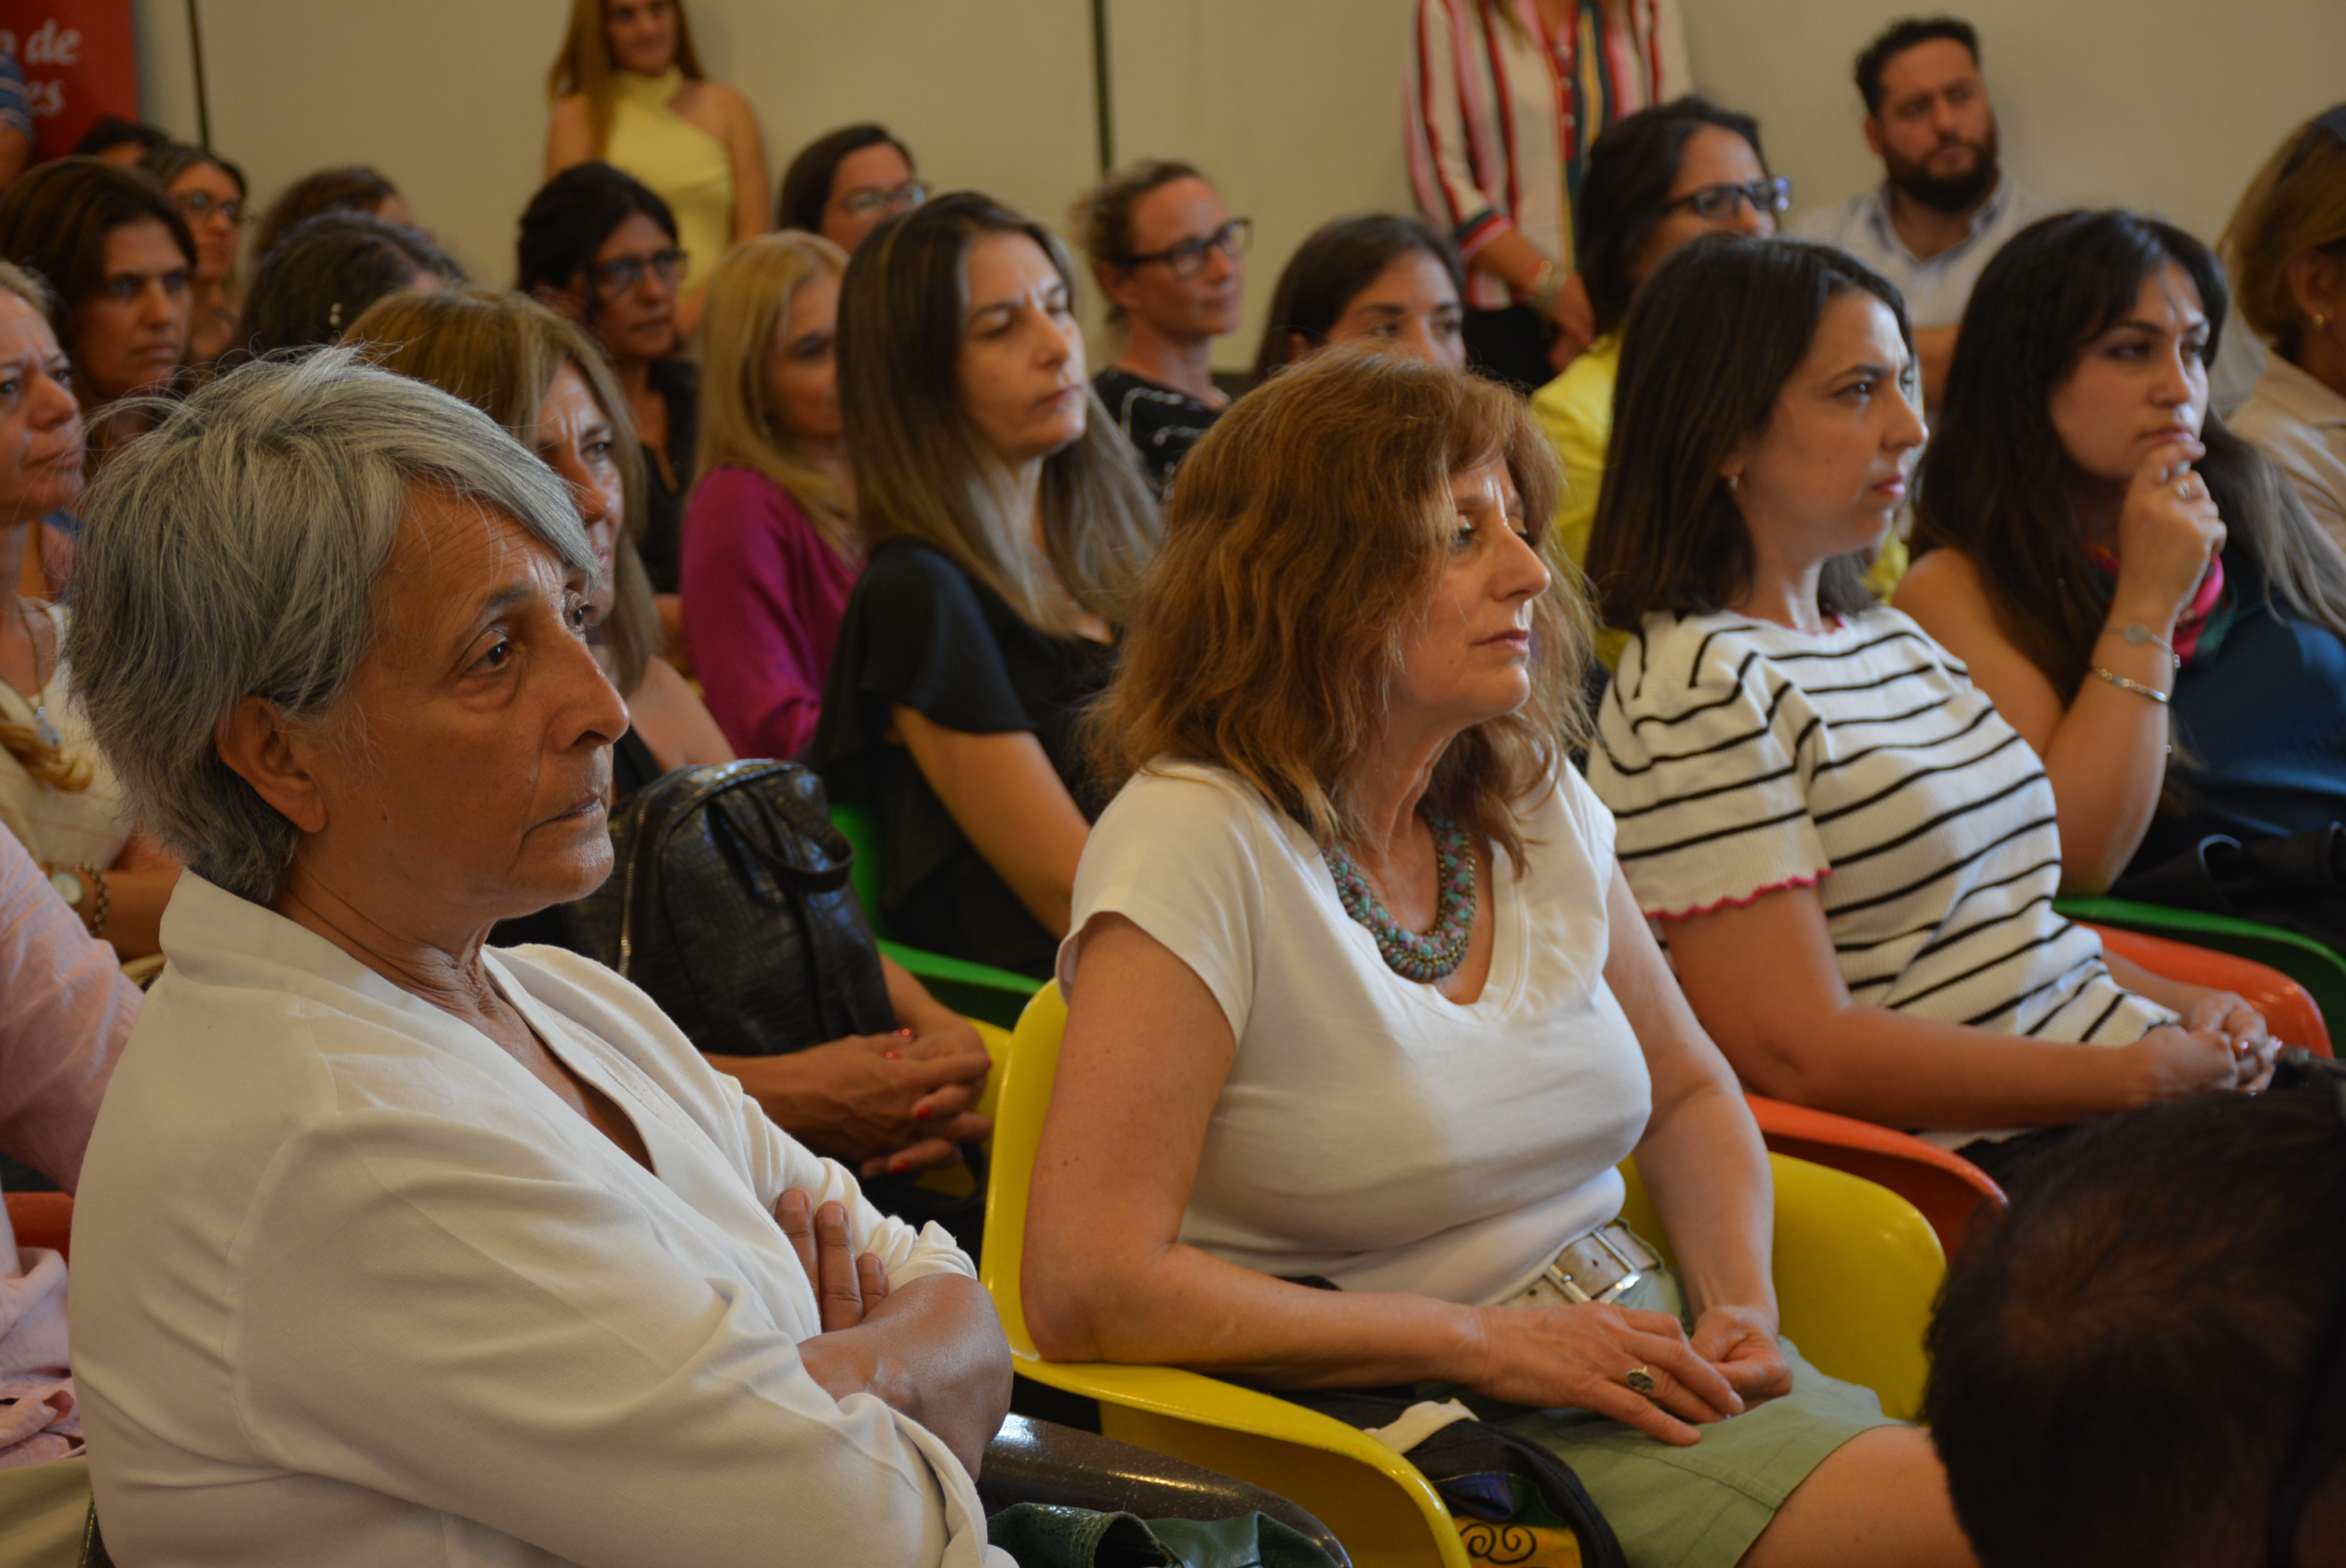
[605,67,735,297]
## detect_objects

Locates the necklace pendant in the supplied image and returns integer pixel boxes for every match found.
[32,707,60,750]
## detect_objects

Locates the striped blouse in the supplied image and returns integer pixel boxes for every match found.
[1588,609,2169,1140]
[1405,0,1688,310]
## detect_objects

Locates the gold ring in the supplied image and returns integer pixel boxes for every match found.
[1625,1367,1658,1396]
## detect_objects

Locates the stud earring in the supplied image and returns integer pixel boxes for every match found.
[1725,474,1741,494]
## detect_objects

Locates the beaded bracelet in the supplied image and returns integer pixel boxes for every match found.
[2089,666,2170,704]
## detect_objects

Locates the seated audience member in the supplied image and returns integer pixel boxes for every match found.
[63,353,1014,1563]
[236,211,462,359]
[1249,214,1466,383]
[1072,158,1247,488]
[679,231,857,760]
[521,162,698,628]
[0,158,194,459]
[1026,349,1968,1566]
[1583,235,2272,1178]
[1898,210,2346,894]
[0,827,142,1564]
[1926,1073,2346,1566]
[776,122,926,254]
[1530,96,1786,573]
[70,117,167,168]
[0,262,179,963]
[1788,16,2054,408]
[2221,104,2346,548]
[354,286,992,1187]
[137,143,249,370]
[811,192,1158,979]
[251,164,414,263]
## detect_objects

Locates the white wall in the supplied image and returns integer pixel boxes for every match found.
[124,0,2346,370]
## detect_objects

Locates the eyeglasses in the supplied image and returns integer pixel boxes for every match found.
[835,180,930,220]
[1661,176,1792,223]
[1124,217,1252,279]
[2267,1048,2346,1567]
[587,248,688,297]
[174,190,248,228]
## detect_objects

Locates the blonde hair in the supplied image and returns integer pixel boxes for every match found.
[837,191,1160,636]
[2221,113,2346,364]
[1094,349,1589,867]
[546,0,706,161]
[693,231,854,557]
[0,260,89,793]
[343,286,662,695]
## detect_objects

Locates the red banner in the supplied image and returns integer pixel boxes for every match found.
[0,0,140,161]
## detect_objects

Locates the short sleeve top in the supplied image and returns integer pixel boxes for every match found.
[812,539,1113,977]
[1588,609,2169,1145]
[1062,761,1651,1306]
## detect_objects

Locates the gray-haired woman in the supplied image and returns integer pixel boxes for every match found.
[60,352,1014,1566]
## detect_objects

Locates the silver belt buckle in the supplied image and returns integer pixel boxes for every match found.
[1542,1223,1650,1305]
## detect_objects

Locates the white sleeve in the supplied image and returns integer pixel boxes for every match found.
[1404,0,1509,246]
[230,1103,991,1567]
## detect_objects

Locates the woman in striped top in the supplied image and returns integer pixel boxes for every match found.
[1582,235,2274,1173]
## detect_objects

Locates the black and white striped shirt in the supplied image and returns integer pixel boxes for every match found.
[1588,609,2169,1132]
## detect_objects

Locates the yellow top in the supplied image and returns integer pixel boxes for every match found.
[1530,333,1910,670]
[606,67,734,298]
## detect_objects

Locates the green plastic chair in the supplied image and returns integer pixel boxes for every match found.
[2057,895,2346,1039]
[829,800,1043,1029]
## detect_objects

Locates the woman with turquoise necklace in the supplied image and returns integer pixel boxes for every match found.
[1021,348,1971,1567]
[545,0,767,336]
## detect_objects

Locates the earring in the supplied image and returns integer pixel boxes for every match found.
[1725,474,1741,494]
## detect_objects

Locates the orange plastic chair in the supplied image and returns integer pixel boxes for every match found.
[2086,923,2331,1056]
[1744,1094,2003,1257]
[5,1190,71,1261]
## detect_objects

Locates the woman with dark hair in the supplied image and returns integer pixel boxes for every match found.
[1027,349,1970,1567]
[237,212,462,359]
[251,164,412,264]
[1071,158,1247,487]
[137,143,247,370]
[544,0,767,321]
[1247,213,1465,386]
[1530,97,1789,574]
[775,123,924,253]
[1585,234,2272,1174]
[1898,209,2346,895]
[810,191,1159,978]
[0,158,193,427]
[519,161,697,632]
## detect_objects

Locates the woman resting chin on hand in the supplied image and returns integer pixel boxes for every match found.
[1023,349,1971,1568]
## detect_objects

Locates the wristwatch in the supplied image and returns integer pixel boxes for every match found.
[47,865,83,909]
[44,862,108,936]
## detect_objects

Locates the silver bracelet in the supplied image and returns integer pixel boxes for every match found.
[2101,621,2180,667]
[2090,665,2170,704]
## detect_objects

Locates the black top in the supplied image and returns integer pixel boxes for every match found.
[639,358,700,594]
[489,726,663,950]
[1092,368,1222,491]
[811,538,1115,978]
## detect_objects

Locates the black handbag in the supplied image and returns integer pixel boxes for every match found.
[2113,825,2346,956]
[564,760,896,1055]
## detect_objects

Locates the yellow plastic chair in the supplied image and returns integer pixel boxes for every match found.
[982,983,1946,1568]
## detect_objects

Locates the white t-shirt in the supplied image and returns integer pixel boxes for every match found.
[1589,608,2171,1147]
[71,874,1006,1568]
[1062,760,1651,1308]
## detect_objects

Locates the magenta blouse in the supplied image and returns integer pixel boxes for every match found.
[680,466,861,760]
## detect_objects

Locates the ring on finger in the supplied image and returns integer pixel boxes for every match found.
[2174,477,2195,499]
[1625,1366,1658,1396]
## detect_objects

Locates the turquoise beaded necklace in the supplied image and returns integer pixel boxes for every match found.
[1323,815,1476,983]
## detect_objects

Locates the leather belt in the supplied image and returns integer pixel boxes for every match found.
[1505,1221,1659,1308]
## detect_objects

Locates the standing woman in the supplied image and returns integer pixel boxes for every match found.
[136,143,247,372]
[0,262,178,963]
[543,0,767,332]
[1072,158,1248,489]
[812,192,1159,978]
[681,231,858,760]
[519,162,697,640]
[1406,0,1690,390]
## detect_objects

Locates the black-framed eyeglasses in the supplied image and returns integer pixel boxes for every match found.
[835,180,930,220]
[174,190,249,228]
[588,248,688,297]
[2267,1048,2346,1566]
[1661,176,1792,223]
[1124,218,1252,279]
